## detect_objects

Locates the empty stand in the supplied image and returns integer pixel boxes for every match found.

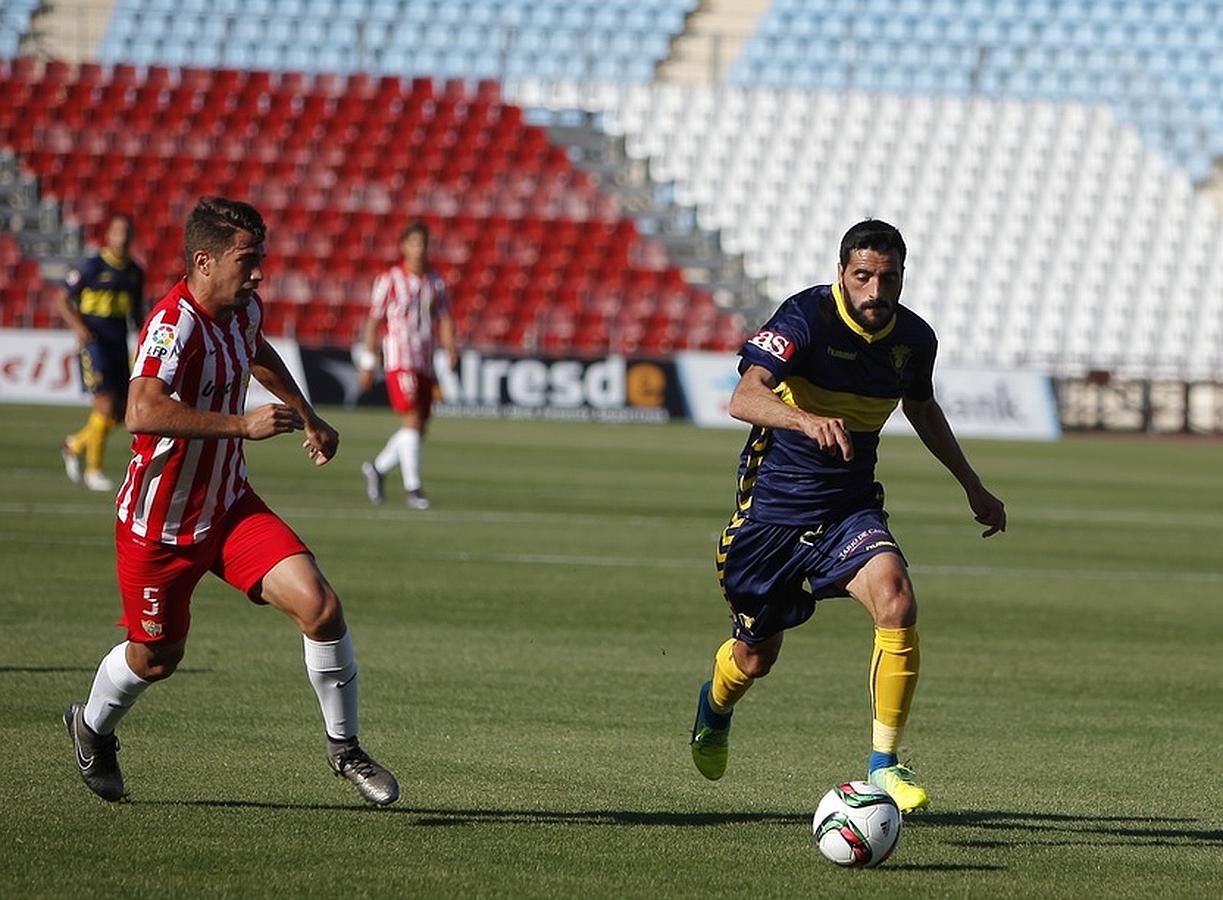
[514,79,1223,380]
[97,0,697,84]
[730,0,1223,181]
[0,59,743,354]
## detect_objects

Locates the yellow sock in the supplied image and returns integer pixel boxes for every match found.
[67,416,94,454]
[83,412,115,474]
[869,626,920,754]
[710,638,753,714]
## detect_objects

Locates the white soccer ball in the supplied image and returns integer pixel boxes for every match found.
[812,781,902,868]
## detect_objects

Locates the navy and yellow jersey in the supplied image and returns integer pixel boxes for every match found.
[64,249,145,344]
[734,282,937,526]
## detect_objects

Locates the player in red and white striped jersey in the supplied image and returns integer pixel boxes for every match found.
[358,221,457,509]
[64,197,398,806]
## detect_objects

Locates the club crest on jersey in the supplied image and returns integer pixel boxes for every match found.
[141,618,163,637]
[891,345,912,372]
[748,330,794,361]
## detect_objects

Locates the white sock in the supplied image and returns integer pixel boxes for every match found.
[303,631,359,741]
[397,428,421,491]
[83,642,151,735]
[373,430,403,475]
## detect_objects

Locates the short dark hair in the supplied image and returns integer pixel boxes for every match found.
[400,220,429,243]
[185,197,266,270]
[107,212,135,232]
[839,219,906,267]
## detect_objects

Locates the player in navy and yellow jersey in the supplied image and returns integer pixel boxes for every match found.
[56,214,145,492]
[690,220,1007,812]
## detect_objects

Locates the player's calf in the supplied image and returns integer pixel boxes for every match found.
[361,461,384,505]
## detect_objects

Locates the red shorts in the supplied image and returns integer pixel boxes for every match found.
[115,490,311,644]
[386,368,435,419]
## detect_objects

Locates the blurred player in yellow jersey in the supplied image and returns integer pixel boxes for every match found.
[55,213,145,491]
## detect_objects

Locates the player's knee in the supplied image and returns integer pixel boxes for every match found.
[299,586,346,641]
[735,641,780,678]
[872,579,917,628]
[738,653,775,678]
[129,641,185,681]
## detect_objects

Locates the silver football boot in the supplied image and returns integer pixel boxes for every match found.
[327,737,399,806]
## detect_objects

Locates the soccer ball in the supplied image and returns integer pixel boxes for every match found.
[812,781,902,868]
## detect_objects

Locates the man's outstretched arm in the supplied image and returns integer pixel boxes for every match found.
[251,340,338,465]
[902,395,1006,537]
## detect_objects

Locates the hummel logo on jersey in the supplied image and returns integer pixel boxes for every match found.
[747,330,794,361]
[827,346,857,360]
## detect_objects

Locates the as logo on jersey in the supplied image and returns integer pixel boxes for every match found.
[747,330,794,361]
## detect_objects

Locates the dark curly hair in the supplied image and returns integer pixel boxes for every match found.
[839,219,906,267]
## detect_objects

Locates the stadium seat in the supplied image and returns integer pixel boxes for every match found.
[729,0,1221,179]
[0,60,727,355]
[514,78,1223,377]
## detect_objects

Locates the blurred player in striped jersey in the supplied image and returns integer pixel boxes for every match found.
[55,213,145,492]
[64,197,399,806]
[358,221,458,509]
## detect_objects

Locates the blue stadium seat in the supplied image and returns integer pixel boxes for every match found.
[91,0,693,86]
[727,0,1223,180]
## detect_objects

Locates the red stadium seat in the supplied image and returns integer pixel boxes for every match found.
[10,57,39,83]
[0,63,707,350]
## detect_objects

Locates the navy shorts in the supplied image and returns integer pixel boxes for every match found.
[715,507,906,643]
[79,337,130,400]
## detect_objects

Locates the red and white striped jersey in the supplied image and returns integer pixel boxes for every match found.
[116,277,263,545]
[369,264,449,376]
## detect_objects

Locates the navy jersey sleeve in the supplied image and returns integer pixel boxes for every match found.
[63,257,99,303]
[737,291,816,380]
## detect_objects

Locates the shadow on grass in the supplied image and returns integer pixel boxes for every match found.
[133,801,1221,852]
[910,809,1223,847]
[883,863,1004,872]
[0,665,213,674]
[141,799,805,828]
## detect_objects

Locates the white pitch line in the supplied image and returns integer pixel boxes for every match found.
[0,526,1217,584]
[5,499,1223,531]
[355,550,1223,585]
[0,531,110,546]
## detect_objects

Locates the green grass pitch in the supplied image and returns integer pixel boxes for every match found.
[1,404,1220,898]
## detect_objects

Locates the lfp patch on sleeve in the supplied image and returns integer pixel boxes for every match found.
[146,323,178,359]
